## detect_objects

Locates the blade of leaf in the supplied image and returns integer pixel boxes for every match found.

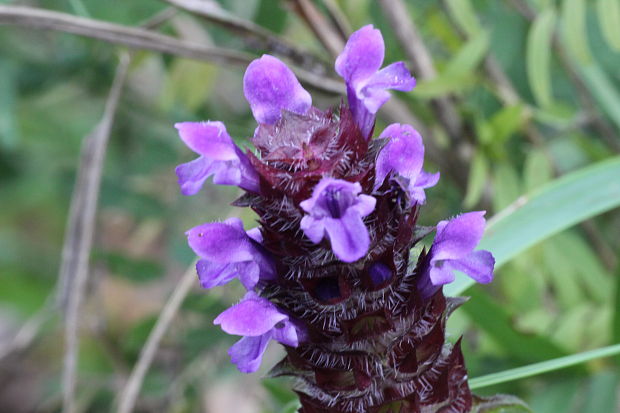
[445,156,620,296]
[444,0,482,37]
[463,289,567,363]
[597,0,620,52]
[526,8,556,107]
[469,343,620,389]
[561,0,591,64]
[579,64,620,131]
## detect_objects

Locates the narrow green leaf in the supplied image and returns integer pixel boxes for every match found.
[526,8,556,107]
[445,156,620,296]
[523,149,553,192]
[597,0,620,51]
[469,344,620,389]
[413,73,476,98]
[561,0,592,64]
[613,266,620,346]
[445,31,490,77]
[464,151,489,208]
[445,0,482,37]
[492,164,521,211]
[581,371,620,413]
[488,105,526,145]
[463,289,567,363]
[579,64,620,131]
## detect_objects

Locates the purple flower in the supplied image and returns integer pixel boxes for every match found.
[419,212,494,297]
[335,25,416,137]
[214,291,300,373]
[186,218,275,290]
[175,121,259,194]
[300,178,376,263]
[243,55,312,125]
[374,123,439,204]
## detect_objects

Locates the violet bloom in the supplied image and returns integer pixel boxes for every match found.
[214,291,300,373]
[186,218,275,290]
[243,54,312,125]
[374,123,439,204]
[300,178,376,263]
[175,121,259,194]
[335,25,416,137]
[418,211,495,298]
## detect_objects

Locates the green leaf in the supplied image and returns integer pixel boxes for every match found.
[561,0,592,64]
[463,289,566,364]
[597,0,620,51]
[445,156,620,296]
[280,401,301,413]
[523,149,553,192]
[613,266,620,347]
[0,60,18,149]
[579,64,620,131]
[464,151,489,208]
[469,343,620,389]
[526,8,556,107]
[444,0,483,37]
[488,105,526,145]
[492,164,521,211]
[445,32,490,77]
[472,394,532,413]
[581,371,620,413]
[413,73,476,98]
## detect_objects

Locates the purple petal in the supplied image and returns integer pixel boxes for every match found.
[196,259,239,289]
[271,319,299,347]
[299,216,326,244]
[175,121,237,160]
[228,333,272,373]
[186,218,255,263]
[246,227,263,243]
[409,171,440,204]
[324,211,370,263]
[447,250,495,284]
[335,25,384,88]
[214,292,288,336]
[366,62,417,92]
[175,157,211,196]
[209,159,242,187]
[243,55,312,124]
[429,263,457,286]
[432,211,487,262]
[368,262,393,286]
[375,124,425,190]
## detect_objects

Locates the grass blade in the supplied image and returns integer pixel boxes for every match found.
[469,344,620,389]
[526,8,556,107]
[446,156,620,296]
[597,0,620,51]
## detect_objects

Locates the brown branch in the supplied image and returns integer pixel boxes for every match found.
[290,0,345,58]
[115,261,197,413]
[160,0,330,74]
[60,53,131,413]
[0,5,344,95]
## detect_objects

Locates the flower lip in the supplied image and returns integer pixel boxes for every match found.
[300,178,376,263]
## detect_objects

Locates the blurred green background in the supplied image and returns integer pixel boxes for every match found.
[0,0,619,412]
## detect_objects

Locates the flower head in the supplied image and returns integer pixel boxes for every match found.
[375,123,439,204]
[335,25,416,136]
[214,291,300,373]
[186,218,274,290]
[300,178,376,263]
[175,121,259,194]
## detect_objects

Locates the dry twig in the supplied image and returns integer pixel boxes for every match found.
[115,261,198,413]
[161,0,330,74]
[59,53,131,413]
[0,5,344,95]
